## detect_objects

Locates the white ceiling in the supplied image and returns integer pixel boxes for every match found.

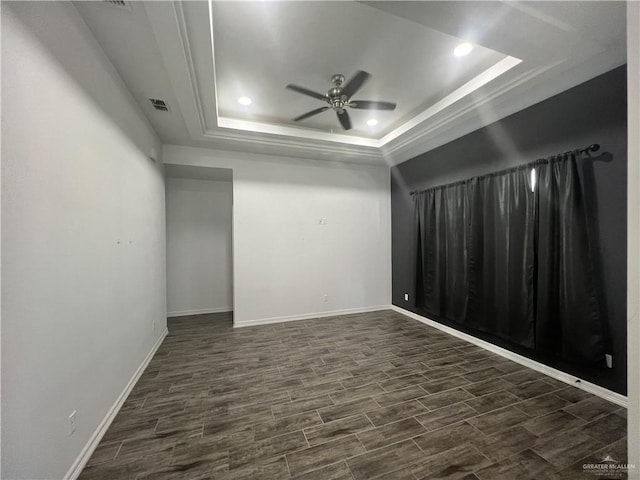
[74,1,626,166]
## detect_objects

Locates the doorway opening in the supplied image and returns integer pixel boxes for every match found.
[164,164,234,325]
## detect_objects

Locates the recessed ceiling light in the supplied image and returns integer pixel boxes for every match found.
[367,118,379,126]
[454,42,473,57]
[238,96,252,106]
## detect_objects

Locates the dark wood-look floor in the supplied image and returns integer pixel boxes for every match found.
[79,311,627,480]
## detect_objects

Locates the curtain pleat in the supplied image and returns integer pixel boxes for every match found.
[414,183,469,322]
[535,153,606,365]
[467,170,536,348]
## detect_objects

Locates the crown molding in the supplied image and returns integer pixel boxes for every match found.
[146,1,626,166]
[202,127,383,162]
[143,1,206,140]
[174,0,207,134]
[385,47,626,165]
[383,60,563,159]
[215,117,380,147]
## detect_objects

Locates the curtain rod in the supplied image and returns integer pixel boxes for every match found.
[409,143,600,196]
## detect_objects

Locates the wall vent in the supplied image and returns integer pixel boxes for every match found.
[149,99,169,112]
[101,0,132,11]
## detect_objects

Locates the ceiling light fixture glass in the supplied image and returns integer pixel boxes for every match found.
[367,118,379,126]
[237,96,252,106]
[454,42,473,57]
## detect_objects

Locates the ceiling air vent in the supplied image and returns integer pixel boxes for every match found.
[101,0,132,11]
[149,98,169,112]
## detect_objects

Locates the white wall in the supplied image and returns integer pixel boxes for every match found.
[1,3,166,479]
[166,178,233,316]
[627,1,640,475]
[163,145,391,326]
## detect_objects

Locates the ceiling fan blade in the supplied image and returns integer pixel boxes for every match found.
[286,84,328,101]
[341,71,371,99]
[349,100,396,110]
[293,106,330,122]
[337,110,351,130]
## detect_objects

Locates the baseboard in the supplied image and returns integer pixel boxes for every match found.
[234,305,390,328]
[64,328,168,480]
[389,305,628,408]
[167,307,232,318]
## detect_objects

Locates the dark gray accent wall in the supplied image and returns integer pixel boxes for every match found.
[391,66,627,394]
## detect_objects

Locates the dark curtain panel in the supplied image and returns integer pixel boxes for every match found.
[413,152,607,363]
[466,169,536,348]
[414,183,469,323]
[535,153,606,366]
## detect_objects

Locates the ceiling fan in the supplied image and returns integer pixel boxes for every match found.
[286,71,396,130]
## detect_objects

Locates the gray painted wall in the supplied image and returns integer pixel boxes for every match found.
[391,66,627,394]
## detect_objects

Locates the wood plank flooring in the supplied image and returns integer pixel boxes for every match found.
[79,310,627,480]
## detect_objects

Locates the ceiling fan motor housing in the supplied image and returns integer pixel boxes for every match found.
[286,70,396,130]
[328,86,346,111]
[328,86,343,98]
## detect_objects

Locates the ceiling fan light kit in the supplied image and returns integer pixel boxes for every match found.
[286,70,397,130]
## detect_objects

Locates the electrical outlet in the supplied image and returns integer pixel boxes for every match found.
[605,354,613,368]
[323,294,328,302]
[69,410,77,436]
[404,293,409,301]
[152,320,156,332]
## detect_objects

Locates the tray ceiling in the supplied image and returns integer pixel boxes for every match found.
[74,1,626,165]
[211,1,513,139]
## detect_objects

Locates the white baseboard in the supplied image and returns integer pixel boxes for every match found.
[167,307,232,318]
[389,305,628,408]
[234,305,390,328]
[64,328,168,480]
